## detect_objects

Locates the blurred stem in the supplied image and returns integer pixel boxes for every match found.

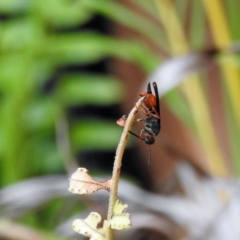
[106,97,143,240]
[54,106,79,174]
[202,0,240,175]
[154,0,227,176]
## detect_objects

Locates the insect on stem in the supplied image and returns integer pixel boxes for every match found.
[117,82,161,163]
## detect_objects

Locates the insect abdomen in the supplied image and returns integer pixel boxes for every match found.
[145,117,160,136]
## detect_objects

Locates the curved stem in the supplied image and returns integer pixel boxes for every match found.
[106,97,144,240]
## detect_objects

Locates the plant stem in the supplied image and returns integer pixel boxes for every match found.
[105,97,144,240]
[55,107,79,174]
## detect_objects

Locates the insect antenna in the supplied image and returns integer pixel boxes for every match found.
[147,145,151,164]
[129,130,152,164]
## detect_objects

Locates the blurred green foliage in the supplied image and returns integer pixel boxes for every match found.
[0,1,138,236]
[0,0,139,187]
[1,0,240,238]
[0,0,162,188]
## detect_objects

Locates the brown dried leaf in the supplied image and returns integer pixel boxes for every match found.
[116,115,128,127]
[68,168,111,194]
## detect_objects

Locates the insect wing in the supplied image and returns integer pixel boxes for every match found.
[152,82,161,132]
[147,82,152,94]
[152,82,160,116]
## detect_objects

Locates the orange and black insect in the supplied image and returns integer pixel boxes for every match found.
[117,82,161,162]
[137,81,161,145]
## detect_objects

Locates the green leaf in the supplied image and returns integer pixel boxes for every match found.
[46,32,160,72]
[23,98,55,132]
[164,90,195,131]
[56,74,123,105]
[71,120,122,150]
[0,19,39,52]
[30,137,62,174]
[0,54,29,86]
[189,0,205,48]
[83,0,169,52]
[226,0,240,40]
[39,0,93,27]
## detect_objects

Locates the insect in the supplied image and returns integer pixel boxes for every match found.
[117,82,161,162]
[137,81,161,145]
